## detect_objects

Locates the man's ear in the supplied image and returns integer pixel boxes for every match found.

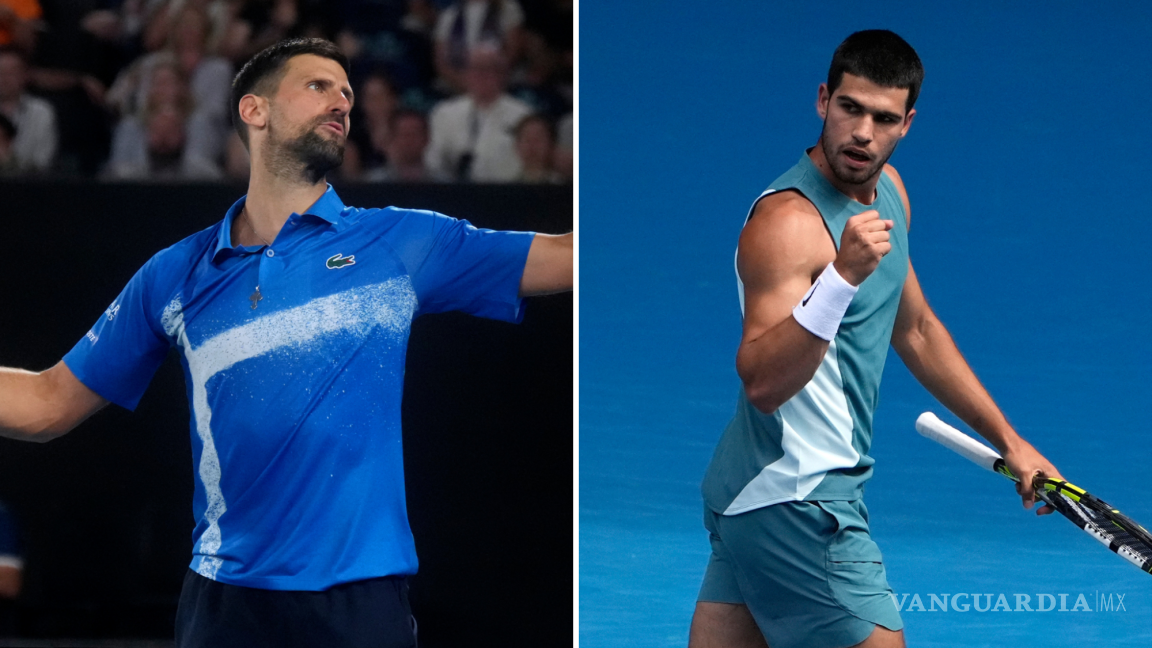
[239,94,268,132]
[816,83,830,120]
[899,108,916,137]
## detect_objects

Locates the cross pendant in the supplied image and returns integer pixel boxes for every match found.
[250,287,263,310]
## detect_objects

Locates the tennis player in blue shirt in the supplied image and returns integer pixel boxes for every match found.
[0,38,572,647]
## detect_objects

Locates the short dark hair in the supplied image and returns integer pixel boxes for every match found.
[827,30,923,113]
[230,38,350,147]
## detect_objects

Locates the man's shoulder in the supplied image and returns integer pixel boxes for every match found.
[146,221,222,272]
[103,222,221,305]
[738,190,828,269]
[880,163,911,225]
[748,189,822,228]
[341,204,453,233]
[881,163,906,192]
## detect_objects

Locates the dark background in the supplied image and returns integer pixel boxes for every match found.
[0,181,572,645]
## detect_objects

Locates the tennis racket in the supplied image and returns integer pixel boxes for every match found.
[915,412,1152,576]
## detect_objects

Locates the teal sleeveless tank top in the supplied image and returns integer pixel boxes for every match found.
[702,151,909,514]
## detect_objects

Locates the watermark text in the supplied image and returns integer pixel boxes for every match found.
[890,592,1127,612]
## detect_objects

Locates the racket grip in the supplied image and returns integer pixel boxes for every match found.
[915,412,1004,473]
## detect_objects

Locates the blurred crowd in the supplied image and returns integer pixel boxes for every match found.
[0,0,573,183]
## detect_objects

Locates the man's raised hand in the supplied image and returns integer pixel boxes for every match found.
[833,210,893,286]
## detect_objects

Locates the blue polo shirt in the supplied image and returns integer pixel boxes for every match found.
[63,186,535,591]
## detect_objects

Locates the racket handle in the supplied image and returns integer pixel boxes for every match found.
[915,412,1011,477]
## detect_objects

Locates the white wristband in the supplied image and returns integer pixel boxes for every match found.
[792,263,858,341]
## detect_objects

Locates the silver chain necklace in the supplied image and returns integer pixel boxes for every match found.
[242,207,272,310]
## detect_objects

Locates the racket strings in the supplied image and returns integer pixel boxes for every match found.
[1045,490,1152,573]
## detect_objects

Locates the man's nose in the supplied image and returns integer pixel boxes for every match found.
[852,116,874,144]
[330,92,351,115]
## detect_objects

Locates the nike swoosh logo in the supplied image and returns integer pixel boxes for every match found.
[802,279,821,306]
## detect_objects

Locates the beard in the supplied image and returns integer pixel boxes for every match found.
[264,115,345,184]
[819,122,897,186]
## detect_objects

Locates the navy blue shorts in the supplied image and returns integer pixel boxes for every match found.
[175,570,418,648]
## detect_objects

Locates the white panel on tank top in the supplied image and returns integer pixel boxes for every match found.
[724,339,860,514]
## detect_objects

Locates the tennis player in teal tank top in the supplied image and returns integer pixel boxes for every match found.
[690,31,1065,648]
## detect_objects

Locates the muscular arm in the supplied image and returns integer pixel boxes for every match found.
[520,232,573,297]
[0,361,108,442]
[736,190,893,413]
[892,267,1018,447]
[886,164,1060,512]
[734,193,836,413]
[891,265,1060,511]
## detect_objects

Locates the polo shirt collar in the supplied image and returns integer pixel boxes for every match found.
[212,185,347,263]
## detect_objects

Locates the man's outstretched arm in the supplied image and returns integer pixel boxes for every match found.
[0,362,107,442]
[520,232,573,296]
[890,263,1061,514]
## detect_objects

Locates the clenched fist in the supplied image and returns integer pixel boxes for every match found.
[833,210,893,286]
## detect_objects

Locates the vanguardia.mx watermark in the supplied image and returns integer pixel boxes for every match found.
[891,591,1127,612]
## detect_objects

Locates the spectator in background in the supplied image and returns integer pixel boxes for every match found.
[104,59,221,180]
[341,70,399,179]
[335,0,435,99]
[0,0,39,55]
[0,46,57,172]
[433,0,523,93]
[107,5,232,152]
[80,1,147,58]
[15,1,119,175]
[513,112,559,183]
[145,102,221,179]
[364,108,445,182]
[400,0,438,37]
[142,0,235,57]
[212,0,331,66]
[0,500,22,636]
[425,44,529,182]
[505,0,571,119]
[104,102,221,180]
[167,5,233,118]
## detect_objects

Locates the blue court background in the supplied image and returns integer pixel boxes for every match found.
[580,3,1152,647]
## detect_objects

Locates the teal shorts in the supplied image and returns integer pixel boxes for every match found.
[698,499,902,648]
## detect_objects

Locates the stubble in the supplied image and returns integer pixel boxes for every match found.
[263,113,345,184]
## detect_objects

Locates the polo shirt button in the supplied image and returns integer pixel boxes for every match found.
[266,249,275,257]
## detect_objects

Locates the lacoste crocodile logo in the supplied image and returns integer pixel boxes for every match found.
[326,253,356,269]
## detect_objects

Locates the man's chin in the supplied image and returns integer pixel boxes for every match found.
[831,164,876,186]
[316,126,346,144]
